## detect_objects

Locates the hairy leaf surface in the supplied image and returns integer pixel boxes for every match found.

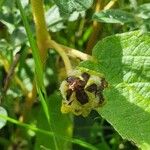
[79,31,150,148]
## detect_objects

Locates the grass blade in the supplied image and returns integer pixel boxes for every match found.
[0,114,98,150]
[16,0,58,149]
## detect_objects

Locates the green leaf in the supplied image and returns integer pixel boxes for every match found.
[45,5,65,32]
[0,106,7,129]
[53,0,93,17]
[45,5,86,32]
[0,110,98,150]
[34,92,72,150]
[79,31,150,148]
[11,26,27,46]
[136,3,150,19]
[93,9,135,24]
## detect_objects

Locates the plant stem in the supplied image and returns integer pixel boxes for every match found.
[86,0,118,54]
[0,114,98,150]
[104,0,117,10]
[3,52,21,93]
[24,0,51,110]
[47,40,73,75]
[30,0,73,75]
[86,0,102,54]
[29,1,59,149]
[0,53,28,97]
[50,41,92,61]
[30,0,50,62]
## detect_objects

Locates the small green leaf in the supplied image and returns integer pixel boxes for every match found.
[11,26,27,46]
[45,5,65,32]
[136,3,150,19]
[79,31,150,148]
[0,106,7,129]
[53,0,93,17]
[93,9,135,24]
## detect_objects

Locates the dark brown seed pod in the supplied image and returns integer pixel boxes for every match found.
[85,83,97,93]
[66,76,79,84]
[59,70,108,117]
[76,89,89,104]
[81,72,90,83]
[99,96,104,104]
[66,89,73,100]
[66,76,86,91]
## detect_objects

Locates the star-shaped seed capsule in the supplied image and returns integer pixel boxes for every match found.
[59,70,108,117]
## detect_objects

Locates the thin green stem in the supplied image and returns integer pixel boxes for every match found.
[30,0,50,62]
[16,0,43,89]
[0,114,98,150]
[47,40,72,75]
[16,1,58,149]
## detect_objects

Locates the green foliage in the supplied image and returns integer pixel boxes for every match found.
[136,3,150,19]
[79,30,150,149]
[16,1,65,149]
[33,92,72,150]
[45,4,86,32]
[53,0,93,17]
[45,5,65,32]
[16,0,44,90]
[93,3,150,31]
[93,9,135,24]
[0,109,97,150]
[0,107,7,129]
[0,0,150,149]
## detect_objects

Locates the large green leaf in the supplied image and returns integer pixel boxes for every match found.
[53,0,93,17]
[79,31,150,149]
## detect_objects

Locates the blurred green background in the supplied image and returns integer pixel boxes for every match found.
[0,0,150,149]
